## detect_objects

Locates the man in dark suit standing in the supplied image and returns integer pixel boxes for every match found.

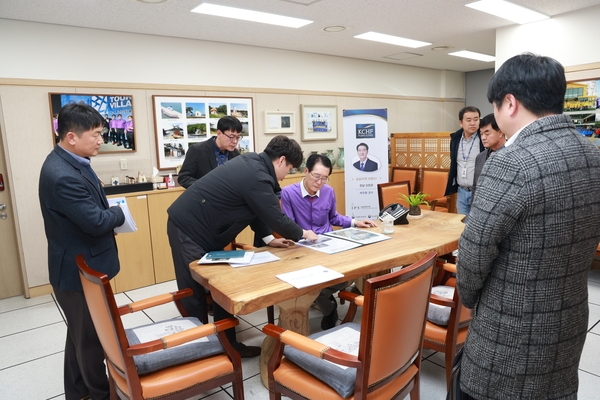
[352,142,378,171]
[177,115,243,188]
[39,102,125,400]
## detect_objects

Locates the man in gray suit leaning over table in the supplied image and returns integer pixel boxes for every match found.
[39,102,125,400]
[456,53,600,400]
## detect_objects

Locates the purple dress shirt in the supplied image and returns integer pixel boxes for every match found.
[280,181,351,234]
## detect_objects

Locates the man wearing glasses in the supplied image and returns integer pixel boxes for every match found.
[177,115,243,188]
[281,154,377,330]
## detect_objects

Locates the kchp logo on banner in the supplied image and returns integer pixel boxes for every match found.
[343,109,388,219]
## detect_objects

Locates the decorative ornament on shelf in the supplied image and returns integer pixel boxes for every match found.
[337,147,345,169]
[326,149,336,168]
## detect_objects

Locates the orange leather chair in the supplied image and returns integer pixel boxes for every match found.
[391,167,420,193]
[263,251,436,400]
[421,169,450,212]
[377,180,412,209]
[423,261,472,390]
[76,254,245,400]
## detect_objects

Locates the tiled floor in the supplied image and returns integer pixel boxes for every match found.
[2,270,600,399]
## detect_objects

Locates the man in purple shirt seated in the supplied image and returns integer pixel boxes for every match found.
[281,154,377,330]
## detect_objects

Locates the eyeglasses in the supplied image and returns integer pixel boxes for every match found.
[309,172,329,183]
[222,131,242,142]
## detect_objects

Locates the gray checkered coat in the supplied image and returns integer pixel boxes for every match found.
[457,114,600,399]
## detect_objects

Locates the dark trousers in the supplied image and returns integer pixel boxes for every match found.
[54,288,109,400]
[166,218,241,349]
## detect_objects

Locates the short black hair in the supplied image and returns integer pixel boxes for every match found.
[57,102,104,141]
[487,53,565,116]
[459,106,481,121]
[356,142,369,151]
[306,153,332,175]
[264,135,303,168]
[217,115,243,133]
[479,113,500,131]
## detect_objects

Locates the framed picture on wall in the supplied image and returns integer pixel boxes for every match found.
[264,111,295,134]
[152,95,254,170]
[301,105,338,141]
[49,93,136,153]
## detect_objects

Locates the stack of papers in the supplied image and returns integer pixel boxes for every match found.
[108,197,137,233]
[276,265,344,289]
[296,228,391,255]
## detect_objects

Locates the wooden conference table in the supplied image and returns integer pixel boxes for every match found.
[189,210,465,385]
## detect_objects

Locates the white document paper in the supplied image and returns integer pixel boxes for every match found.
[296,235,362,254]
[276,265,344,289]
[132,319,208,345]
[107,197,137,233]
[229,251,280,268]
[315,326,360,370]
[198,251,254,264]
[323,227,391,245]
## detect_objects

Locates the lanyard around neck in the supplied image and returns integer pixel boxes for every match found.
[461,133,478,162]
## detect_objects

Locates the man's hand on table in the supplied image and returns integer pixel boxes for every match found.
[268,238,296,248]
[302,229,318,242]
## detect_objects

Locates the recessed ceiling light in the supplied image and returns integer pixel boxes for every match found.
[135,0,168,4]
[354,32,431,48]
[431,46,453,52]
[449,50,495,62]
[191,3,313,28]
[323,26,346,32]
[466,0,549,24]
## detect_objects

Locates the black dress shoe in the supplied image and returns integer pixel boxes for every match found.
[238,343,261,358]
[321,307,338,330]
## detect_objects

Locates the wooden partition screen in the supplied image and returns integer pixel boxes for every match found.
[391,132,456,212]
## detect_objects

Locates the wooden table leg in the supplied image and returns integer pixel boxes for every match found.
[260,288,320,388]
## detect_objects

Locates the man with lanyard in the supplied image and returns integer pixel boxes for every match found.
[444,106,485,219]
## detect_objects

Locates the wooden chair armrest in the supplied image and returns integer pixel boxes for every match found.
[118,289,193,316]
[429,293,456,308]
[441,263,456,274]
[232,241,256,250]
[126,317,239,356]
[338,291,364,307]
[262,324,360,368]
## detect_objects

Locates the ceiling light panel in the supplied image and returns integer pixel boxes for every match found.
[191,3,313,28]
[449,50,495,62]
[465,0,549,24]
[354,32,431,48]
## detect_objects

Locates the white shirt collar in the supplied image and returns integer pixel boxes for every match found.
[300,178,320,198]
[505,121,533,147]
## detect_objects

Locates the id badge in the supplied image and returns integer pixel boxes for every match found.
[461,168,467,178]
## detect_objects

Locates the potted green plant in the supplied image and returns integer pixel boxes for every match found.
[400,192,429,216]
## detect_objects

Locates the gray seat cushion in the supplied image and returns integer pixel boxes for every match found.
[283,322,360,398]
[125,317,224,375]
[428,285,454,326]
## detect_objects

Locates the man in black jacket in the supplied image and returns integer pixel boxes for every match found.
[167,135,318,358]
[177,115,242,188]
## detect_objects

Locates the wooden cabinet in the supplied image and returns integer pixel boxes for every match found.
[108,170,347,292]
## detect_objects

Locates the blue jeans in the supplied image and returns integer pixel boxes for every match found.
[457,187,473,221]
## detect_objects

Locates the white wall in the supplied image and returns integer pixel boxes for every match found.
[0,19,466,291]
[495,5,600,69]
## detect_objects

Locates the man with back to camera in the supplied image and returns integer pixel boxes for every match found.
[281,154,377,329]
[177,115,242,188]
[39,102,125,400]
[456,53,600,399]
[444,106,485,218]
[472,113,506,198]
[353,142,378,171]
[167,135,318,358]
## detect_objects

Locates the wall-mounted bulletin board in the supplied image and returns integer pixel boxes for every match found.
[152,96,254,170]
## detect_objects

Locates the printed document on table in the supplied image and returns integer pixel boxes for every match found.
[315,325,360,370]
[199,252,254,264]
[276,265,344,289]
[107,197,137,233]
[229,251,280,268]
[296,235,362,254]
[323,227,391,245]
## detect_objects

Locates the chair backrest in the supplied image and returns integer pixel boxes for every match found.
[391,167,419,193]
[77,255,142,397]
[421,169,449,201]
[356,251,436,396]
[377,180,411,210]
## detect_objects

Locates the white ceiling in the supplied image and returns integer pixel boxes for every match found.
[1,0,599,72]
